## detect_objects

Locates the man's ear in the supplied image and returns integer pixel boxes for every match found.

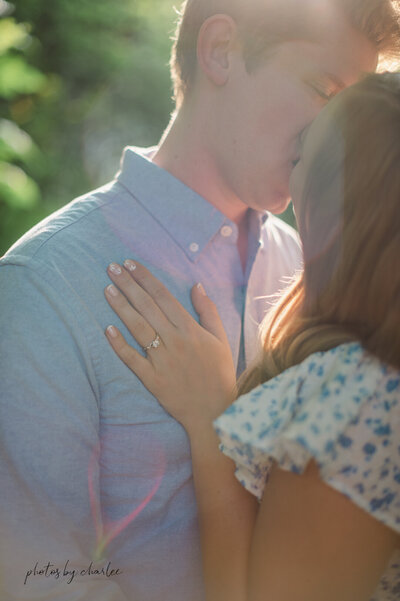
[197,14,239,87]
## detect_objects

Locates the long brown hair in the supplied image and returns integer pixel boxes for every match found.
[237,72,400,395]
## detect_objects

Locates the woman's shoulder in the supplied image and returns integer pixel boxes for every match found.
[213,342,400,522]
[216,342,399,431]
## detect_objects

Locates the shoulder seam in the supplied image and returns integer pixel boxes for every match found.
[28,183,127,260]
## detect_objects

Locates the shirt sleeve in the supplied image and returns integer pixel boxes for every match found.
[0,259,129,600]
[213,343,400,535]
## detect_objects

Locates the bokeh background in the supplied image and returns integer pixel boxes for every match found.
[0,0,295,256]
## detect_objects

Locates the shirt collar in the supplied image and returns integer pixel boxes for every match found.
[116,146,269,262]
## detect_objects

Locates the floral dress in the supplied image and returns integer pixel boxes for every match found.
[213,343,400,600]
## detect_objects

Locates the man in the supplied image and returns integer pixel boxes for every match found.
[0,0,398,599]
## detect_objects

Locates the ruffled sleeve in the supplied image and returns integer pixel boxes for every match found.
[213,342,400,534]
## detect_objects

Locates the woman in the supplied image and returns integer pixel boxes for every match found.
[103,72,400,601]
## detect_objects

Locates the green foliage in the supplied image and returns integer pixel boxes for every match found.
[0,160,40,208]
[0,54,46,98]
[0,16,30,54]
[0,12,47,246]
[0,118,40,164]
[1,0,177,255]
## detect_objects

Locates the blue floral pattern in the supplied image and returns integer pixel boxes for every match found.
[213,342,400,600]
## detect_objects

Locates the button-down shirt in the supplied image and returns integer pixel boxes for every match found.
[0,147,302,600]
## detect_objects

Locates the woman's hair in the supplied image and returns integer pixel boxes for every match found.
[237,71,400,395]
[171,0,400,107]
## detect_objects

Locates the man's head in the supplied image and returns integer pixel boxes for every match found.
[168,0,400,214]
[171,0,400,107]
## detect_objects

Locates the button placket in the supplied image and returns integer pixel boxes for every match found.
[221,225,233,238]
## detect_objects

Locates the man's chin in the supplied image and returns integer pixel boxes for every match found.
[260,192,291,215]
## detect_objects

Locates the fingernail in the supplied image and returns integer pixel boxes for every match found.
[197,283,206,296]
[109,263,122,275]
[106,325,118,338]
[106,284,119,297]
[124,259,136,272]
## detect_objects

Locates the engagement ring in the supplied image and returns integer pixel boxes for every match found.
[142,334,161,352]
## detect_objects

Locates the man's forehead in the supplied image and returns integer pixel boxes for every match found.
[323,33,378,85]
[264,1,378,83]
[314,5,379,82]
[278,37,377,86]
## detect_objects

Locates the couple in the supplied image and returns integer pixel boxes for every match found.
[0,1,400,600]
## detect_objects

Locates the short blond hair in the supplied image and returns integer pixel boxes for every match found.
[170,0,400,107]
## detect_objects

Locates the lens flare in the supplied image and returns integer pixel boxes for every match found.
[88,436,166,562]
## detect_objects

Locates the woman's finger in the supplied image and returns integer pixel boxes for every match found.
[105,325,153,380]
[104,283,163,352]
[120,260,194,330]
[107,262,172,337]
[191,283,231,346]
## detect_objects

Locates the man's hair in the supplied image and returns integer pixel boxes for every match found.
[170,0,400,107]
[236,71,400,394]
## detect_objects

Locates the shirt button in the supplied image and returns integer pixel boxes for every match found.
[221,226,233,238]
[189,242,199,253]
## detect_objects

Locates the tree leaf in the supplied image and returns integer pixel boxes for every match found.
[0,18,31,55]
[0,55,47,98]
[0,161,40,208]
[0,118,36,163]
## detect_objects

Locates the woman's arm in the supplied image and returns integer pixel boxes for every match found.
[190,436,398,601]
[189,424,258,601]
[249,459,399,601]
[103,260,400,601]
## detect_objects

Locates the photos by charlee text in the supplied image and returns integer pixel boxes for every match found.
[24,559,123,585]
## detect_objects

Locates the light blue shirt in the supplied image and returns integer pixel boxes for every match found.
[0,147,301,600]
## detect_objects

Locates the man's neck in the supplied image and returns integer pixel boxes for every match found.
[152,107,249,227]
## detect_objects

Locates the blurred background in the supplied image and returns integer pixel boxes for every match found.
[0,0,295,256]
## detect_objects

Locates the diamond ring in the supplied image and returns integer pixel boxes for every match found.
[142,334,161,353]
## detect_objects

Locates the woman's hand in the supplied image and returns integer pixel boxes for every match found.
[104,260,237,435]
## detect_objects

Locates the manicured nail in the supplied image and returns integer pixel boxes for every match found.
[106,325,118,338]
[124,259,136,272]
[109,263,122,275]
[197,283,206,296]
[106,284,119,297]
